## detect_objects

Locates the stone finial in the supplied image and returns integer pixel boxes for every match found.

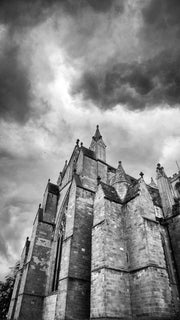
[156,163,162,174]
[76,139,80,146]
[156,163,167,178]
[48,178,50,183]
[57,171,63,185]
[139,172,144,178]
[81,142,83,147]
[26,237,29,246]
[97,176,101,185]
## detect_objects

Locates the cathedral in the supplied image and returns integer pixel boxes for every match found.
[8,126,180,320]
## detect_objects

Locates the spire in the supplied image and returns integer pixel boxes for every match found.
[89,125,106,162]
[93,125,102,142]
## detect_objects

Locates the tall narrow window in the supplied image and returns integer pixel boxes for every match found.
[52,214,66,292]
[161,233,176,284]
[52,233,63,291]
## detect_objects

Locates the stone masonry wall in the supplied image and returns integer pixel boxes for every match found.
[125,181,177,319]
[91,185,131,320]
[43,293,57,320]
[66,186,94,320]
[46,184,70,296]
[55,179,94,320]
[130,267,173,320]
[97,161,107,183]
[9,183,58,320]
[81,156,97,191]
[13,221,54,320]
[7,238,30,319]
[55,180,77,320]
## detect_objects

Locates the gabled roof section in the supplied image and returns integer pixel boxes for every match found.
[126,174,137,184]
[92,125,102,142]
[113,161,128,184]
[100,181,122,204]
[48,182,59,196]
[100,180,140,204]
[111,161,131,186]
[81,146,96,160]
[107,165,137,185]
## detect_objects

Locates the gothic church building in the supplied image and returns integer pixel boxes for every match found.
[8,126,180,319]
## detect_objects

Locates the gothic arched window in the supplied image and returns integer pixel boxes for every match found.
[52,214,66,291]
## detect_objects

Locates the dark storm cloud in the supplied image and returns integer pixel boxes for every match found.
[0,0,124,124]
[73,50,180,110]
[0,0,57,29]
[142,0,180,29]
[0,0,123,29]
[71,0,180,110]
[0,41,32,123]
[0,0,59,124]
[59,0,124,15]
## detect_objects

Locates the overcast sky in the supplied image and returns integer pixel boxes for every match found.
[0,0,180,280]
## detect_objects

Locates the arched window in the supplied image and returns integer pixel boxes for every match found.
[52,215,66,292]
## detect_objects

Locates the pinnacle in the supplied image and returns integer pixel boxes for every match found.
[149,177,157,188]
[156,163,167,178]
[93,125,102,142]
[113,161,127,184]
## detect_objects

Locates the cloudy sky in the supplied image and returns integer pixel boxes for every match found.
[0,0,180,280]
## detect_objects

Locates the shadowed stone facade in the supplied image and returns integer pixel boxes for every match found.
[8,126,180,319]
